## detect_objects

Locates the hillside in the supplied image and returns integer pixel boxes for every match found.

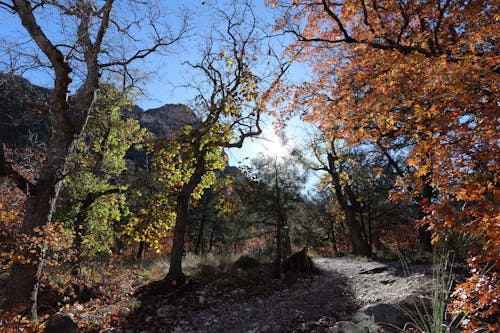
[0,73,197,150]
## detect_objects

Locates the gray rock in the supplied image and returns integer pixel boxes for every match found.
[359,265,388,274]
[353,303,410,329]
[44,313,78,333]
[232,255,261,271]
[332,321,362,333]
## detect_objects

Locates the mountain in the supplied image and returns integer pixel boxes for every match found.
[0,73,51,147]
[127,104,199,141]
[0,73,197,150]
[0,74,242,179]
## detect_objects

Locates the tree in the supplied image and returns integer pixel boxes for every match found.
[242,154,307,276]
[0,0,185,310]
[153,2,288,283]
[310,186,345,255]
[309,135,371,256]
[55,84,148,272]
[269,0,499,329]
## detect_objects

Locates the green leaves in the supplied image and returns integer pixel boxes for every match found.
[57,84,148,257]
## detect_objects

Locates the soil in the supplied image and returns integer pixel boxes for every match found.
[122,256,433,333]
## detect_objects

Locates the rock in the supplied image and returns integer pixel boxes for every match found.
[232,255,261,271]
[353,303,410,329]
[282,248,319,274]
[332,321,361,333]
[44,313,78,333]
[359,265,388,274]
[197,264,220,277]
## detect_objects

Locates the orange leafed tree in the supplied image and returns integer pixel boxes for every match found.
[268,0,499,330]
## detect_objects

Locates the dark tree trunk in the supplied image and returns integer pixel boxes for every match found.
[326,150,371,256]
[344,209,371,256]
[208,220,215,252]
[273,163,285,278]
[274,213,283,278]
[377,140,433,253]
[359,210,368,248]
[167,192,190,281]
[137,241,145,262]
[367,205,373,250]
[417,182,434,253]
[3,139,72,307]
[283,216,292,259]
[328,214,339,254]
[165,156,205,282]
[1,0,112,310]
[195,214,206,255]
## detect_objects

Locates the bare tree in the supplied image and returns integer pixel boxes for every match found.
[0,0,185,311]
[163,2,289,283]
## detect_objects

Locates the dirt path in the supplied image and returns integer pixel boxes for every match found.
[130,256,432,333]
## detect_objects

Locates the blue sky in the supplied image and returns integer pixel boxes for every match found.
[0,1,313,170]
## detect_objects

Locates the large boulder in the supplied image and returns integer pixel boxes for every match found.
[44,313,78,333]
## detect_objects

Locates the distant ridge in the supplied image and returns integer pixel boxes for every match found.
[0,73,198,148]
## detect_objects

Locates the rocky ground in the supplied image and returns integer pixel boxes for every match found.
[121,256,433,333]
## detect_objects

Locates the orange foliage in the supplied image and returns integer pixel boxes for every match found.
[268,0,499,330]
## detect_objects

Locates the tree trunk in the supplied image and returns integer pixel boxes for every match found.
[195,214,206,255]
[418,181,433,253]
[166,192,190,281]
[326,150,371,256]
[377,140,433,253]
[274,213,283,278]
[273,163,284,278]
[283,216,292,259]
[3,151,70,307]
[137,241,145,262]
[208,220,215,252]
[328,214,339,254]
[344,209,371,256]
[367,205,373,250]
[165,156,205,282]
[1,0,110,309]
[359,210,368,247]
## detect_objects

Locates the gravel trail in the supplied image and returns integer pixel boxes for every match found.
[132,256,431,333]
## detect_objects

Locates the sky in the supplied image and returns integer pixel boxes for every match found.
[0,1,314,173]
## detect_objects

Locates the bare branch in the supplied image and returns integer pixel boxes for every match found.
[0,1,15,12]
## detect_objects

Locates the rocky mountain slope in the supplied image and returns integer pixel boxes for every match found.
[0,73,52,147]
[0,73,197,149]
